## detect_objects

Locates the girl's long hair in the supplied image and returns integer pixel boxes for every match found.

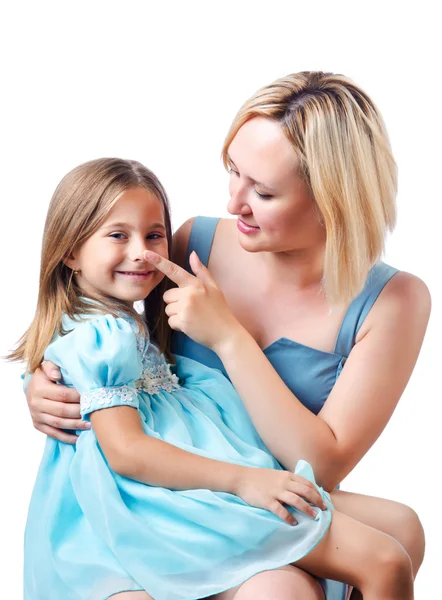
[8,158,173,372]
[222,71,397,305]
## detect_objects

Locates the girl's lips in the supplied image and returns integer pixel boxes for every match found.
[237,218,260,234]
[116,271,155,280]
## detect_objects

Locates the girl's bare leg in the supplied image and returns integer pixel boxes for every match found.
[331,490,425,577]
[296,510,414,599]
[209,565,325,599]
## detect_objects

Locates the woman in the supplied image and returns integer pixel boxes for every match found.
[26,71,430,600]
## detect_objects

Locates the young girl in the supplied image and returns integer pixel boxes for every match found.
[10,158,414,600]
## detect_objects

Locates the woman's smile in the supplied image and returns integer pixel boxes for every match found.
[237,218,260,234]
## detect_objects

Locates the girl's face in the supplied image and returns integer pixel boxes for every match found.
[226,117,326,254]
[67,187,168,305]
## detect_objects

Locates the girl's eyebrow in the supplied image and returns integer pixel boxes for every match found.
[227,153,276,193]
[103,221,166,230]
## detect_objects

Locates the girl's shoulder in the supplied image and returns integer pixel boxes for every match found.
[44,312,144,393]
[60,311,135,334]
[47,312,140,360]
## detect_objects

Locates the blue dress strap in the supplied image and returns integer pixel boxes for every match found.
[334,262,399,358]
[185,216,221,271]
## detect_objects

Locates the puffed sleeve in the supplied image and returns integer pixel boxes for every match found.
[44,315,143,420]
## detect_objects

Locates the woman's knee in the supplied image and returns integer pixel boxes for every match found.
[231,565,324,600]
[365,537,414,596]
[394,503,425,576]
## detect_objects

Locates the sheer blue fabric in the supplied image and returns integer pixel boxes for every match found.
[24,314,333,600]
[172,216,400,600]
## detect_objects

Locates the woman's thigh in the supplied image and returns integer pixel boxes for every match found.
[330,489,425,576]
[209,565,325,600]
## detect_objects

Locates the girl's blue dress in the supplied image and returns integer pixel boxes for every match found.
[24,313,333,600]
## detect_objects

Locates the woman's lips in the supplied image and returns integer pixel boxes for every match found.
[237,218,260,234]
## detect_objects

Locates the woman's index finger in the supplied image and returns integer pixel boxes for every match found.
[144,251,195,287]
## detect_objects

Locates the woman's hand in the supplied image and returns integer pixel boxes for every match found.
[145,250,245,352]
[26,362,87,444]
[235,467,328,526]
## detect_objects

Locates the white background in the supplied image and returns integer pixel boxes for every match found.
[0,1,440,597]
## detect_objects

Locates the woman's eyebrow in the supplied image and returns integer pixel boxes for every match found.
[227,154,276,192]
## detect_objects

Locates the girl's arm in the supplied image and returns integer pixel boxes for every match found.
[149,249,431,492]
[89,402,327,526]
[90,404,243,491]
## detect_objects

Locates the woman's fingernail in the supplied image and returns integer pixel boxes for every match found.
[144,250,159,263]
[311,510,318,518]
[85,423,92,429]
[51,370,61,379]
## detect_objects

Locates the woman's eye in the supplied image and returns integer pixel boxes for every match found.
[109,232,126,239]
[254,190,273,200]
[228,166,239,176]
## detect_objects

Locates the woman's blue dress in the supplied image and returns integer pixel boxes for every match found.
[171,217,399,600]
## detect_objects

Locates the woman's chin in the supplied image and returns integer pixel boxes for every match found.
[237,232,273,254]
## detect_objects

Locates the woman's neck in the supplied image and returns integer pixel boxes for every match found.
[258,244,325,291]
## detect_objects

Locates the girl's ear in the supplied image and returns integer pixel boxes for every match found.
[63,251,78,271]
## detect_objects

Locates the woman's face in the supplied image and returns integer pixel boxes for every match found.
[227,117,325,254]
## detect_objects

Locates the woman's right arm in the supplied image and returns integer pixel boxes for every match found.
[26,364,88,443]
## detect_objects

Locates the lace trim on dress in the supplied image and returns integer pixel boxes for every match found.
[134,365,180,394]
[134,360,180,394]
[81,386,137,411]
[134,332,181,394]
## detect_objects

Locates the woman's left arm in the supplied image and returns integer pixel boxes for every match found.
[146,251,431,491]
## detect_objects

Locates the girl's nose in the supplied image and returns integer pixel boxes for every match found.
[129,239,148,262]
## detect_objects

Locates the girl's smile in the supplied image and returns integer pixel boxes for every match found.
[114,269,157,282]
[65,186,168,304]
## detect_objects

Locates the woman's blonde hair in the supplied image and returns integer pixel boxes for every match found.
[222,71,397,304]
[8,158,173,372]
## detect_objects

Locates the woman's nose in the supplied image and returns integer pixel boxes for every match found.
[227,180,252,216]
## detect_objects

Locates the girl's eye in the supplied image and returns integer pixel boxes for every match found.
[228,166,239,176]
[254,190,273,200]
[109,232,126,239]
[147,233,164,240]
